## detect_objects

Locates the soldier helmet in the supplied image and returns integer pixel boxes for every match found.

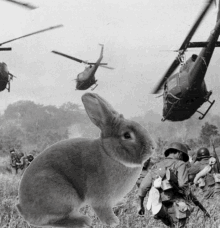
[164,142,189,162]
[196,147,210,160]
[9,148,15,153]
[27,155,34,162]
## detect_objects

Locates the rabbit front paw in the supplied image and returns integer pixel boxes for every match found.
[93,206,119,227]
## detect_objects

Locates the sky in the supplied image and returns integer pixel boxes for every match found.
[0,0,220,120]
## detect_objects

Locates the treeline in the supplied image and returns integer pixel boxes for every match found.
[0,100,220,158]
[0,100,100,156]
[131,110,220,158]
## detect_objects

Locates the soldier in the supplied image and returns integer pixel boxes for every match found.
[16,154,34,175]
[10,148,24,174]
[138,142,191,228]
[16,154,34,169]
[188,147,220,199]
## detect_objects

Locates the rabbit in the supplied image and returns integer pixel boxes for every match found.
[16,92,155,228]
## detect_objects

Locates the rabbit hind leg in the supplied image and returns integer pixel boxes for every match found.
[47,212,92,228]
[18,187,89,228]
[44,190,92,228]
[92,205,119,227]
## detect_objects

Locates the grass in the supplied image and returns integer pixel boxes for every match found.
[1,156,220,228]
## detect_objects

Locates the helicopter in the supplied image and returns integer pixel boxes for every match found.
[52,44,114,91]
[0,24,63,92]
[152,0,220,122]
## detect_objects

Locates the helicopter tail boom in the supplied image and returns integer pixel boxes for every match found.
[189,13,220,87]
[99,44,104,58]
[216,0,220,22]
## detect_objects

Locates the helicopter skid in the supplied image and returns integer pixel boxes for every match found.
[197,99,215,120]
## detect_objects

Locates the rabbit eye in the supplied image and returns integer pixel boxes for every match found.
[123,132,131,139]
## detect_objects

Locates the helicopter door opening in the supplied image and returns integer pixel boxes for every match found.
[167,75,181,99]
[167,77,177,90]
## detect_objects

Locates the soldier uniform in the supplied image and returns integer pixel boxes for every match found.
[136,158,154,187]
[16,154,34,169]
[189,148,220,199]
[138,142,191,228]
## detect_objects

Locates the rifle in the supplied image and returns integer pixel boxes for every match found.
[166,168,211,218]
[211,140,220,173]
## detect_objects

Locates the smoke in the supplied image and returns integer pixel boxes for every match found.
[68,124,82,138]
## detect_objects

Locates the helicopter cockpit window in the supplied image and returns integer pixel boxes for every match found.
[167,77,177,90]
[77,72,88,81]
[2,63,8,72]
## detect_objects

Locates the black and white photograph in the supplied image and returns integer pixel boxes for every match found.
[1,0,220,227]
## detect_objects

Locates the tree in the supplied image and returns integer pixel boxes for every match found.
[199,122,219,147]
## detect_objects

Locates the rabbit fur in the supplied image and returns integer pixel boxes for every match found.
[17,92,155,228]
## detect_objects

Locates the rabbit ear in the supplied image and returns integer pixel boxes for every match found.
[82,93,121,132]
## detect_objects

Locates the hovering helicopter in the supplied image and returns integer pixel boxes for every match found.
[152,0,220,122]
[52,44,114,91]
[0,24,63,92]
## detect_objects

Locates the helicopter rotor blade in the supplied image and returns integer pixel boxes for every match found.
[100,65,114,70]
[88,62,108,65]
[178,0,214,52]
[152,0,214,94]
[0,24,63,46]
[52,50,88,64]
[3,0,37,9]
[0,47,12,51]
[160,49,194,52]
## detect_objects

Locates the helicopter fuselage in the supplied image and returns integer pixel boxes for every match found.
[162,61,210,121]
[76,65,98,90]
[0,62,10,91]
[162,15,220,121]
[75,52,103,90]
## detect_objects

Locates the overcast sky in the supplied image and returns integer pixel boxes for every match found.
[0,0,220,120]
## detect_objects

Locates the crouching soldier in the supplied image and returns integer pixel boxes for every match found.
[137,142,191,228]
[16,154,34,174]
[189,147,220,199]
